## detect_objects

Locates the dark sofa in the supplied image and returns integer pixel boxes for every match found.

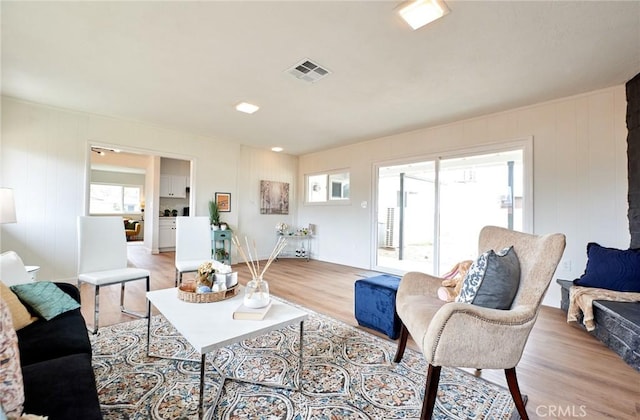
[16,283,102,419]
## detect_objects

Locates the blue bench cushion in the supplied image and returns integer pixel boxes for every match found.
[354,275,401,339]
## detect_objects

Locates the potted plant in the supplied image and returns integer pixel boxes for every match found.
[209,200,220,230]
[214,247,228,261]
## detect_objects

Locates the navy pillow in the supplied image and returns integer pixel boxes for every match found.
[574,243,640,292]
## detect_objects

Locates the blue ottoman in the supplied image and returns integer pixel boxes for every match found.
[354,275,402,339]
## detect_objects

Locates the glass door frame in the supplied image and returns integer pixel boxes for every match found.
[371,137,533,275]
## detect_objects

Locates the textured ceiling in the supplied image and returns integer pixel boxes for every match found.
[2,1,639,155]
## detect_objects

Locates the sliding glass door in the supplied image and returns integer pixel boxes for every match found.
[375,147,526,275]
[438,150,524,274]
[377,161,436,274]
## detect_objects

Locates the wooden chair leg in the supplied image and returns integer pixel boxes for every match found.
[393,323,409,363]
[421,364,441,420]
[505,367,529,420]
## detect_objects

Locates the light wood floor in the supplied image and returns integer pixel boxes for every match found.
[80,245,640,420]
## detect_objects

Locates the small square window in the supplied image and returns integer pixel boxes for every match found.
[306,171,349,203]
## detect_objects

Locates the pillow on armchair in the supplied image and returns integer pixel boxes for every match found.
[456,246,521,310]
[574,242,640,292]
[124,219,137,230]
[124,220,141,239]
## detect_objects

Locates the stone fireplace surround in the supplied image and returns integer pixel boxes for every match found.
[627,72,640,248]
[557,74,640,372]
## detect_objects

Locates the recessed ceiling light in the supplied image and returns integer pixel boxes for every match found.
[398,0,449,30]
[235,102,260,114]
[271,147,283,152]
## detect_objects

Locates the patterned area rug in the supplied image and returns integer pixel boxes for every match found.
[90,302,520,419]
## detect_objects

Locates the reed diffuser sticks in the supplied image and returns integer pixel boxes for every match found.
[232,235,288,281]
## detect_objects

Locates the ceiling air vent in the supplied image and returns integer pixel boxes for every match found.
[286,58,330,83]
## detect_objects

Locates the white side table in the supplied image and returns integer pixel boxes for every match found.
[25,265,40,281]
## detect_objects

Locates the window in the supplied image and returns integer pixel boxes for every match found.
[329,173,350,200]
[90,183,142,214]
[306,171,350,203]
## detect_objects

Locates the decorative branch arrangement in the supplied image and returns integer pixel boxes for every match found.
[232,235,288,281]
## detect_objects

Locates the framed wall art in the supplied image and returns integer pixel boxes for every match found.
[260,180,289,215]
[215,192,231,212]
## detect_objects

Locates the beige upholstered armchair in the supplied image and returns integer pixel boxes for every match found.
[394,226,566,420]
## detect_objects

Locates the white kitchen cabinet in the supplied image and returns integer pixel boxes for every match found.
[158,218,177,249]
[160,175,187,198]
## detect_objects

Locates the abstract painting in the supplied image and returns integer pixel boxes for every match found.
[260,180,289,214]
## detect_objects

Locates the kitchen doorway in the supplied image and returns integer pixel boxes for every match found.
[88,145,194,253]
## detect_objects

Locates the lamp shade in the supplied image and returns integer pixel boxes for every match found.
[0,188,17,224]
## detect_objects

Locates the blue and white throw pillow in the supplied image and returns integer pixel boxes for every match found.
[456,246,521,310]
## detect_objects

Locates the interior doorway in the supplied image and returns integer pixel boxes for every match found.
[90,147,149,243]
[88,145,194,253]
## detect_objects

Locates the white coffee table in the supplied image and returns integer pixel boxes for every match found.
[146,287,308,419]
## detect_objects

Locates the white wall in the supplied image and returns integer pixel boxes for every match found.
[298,86,629,307]
[1,86,630,307]
[0,96,293,281]
[236,146,298,262]
[91,170,145,187]
[90,149,150,169]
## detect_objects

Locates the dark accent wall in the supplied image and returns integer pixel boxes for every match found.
[627,72,640,248]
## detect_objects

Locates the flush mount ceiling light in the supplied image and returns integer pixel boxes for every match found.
[271,147,283,152]
[235,102,260,114]
[398,0,450,30]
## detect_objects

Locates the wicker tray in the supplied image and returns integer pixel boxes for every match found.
[177,283,239,303]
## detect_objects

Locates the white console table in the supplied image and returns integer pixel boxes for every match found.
[276,234,312,261]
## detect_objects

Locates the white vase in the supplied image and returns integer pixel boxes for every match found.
[215,272,238,288]
[244,278,270,308]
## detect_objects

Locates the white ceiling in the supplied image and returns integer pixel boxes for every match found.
[2,1,639,156]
